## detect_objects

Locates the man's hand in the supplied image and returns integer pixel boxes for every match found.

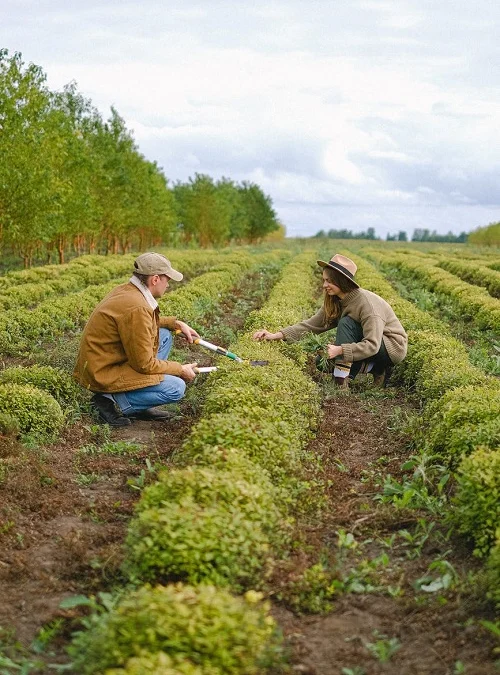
[252,329,284,341]
[180,362,198,382]
[175,320,200,344]
[327,344,343,359]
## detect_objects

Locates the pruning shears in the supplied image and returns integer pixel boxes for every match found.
[175,330,269,369]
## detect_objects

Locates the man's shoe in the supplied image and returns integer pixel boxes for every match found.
[131,408,175,421]
[90,394,132,427]
[334,376,350,389]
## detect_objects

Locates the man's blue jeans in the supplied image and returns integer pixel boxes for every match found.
[113,329,186,415]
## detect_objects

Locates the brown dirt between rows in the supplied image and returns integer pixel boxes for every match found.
[271,385,498,675]
[0,373,498,673]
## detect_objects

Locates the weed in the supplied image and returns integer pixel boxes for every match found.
[341,668,366,675]
[479,619,500,643]
[74,472,100,487]
[30,619,64,654]
[343,554,391,594]
[414,558,460,594]
[364,630,401,663]
[398,518,438,559]
[277,562,340,614]
[0,625,49,674]
[387,406,418,436]
[85,423,112,444]
[0,521,14,537]
[374,451,450,514]
[331,457,349,473]
[127,458,155,491]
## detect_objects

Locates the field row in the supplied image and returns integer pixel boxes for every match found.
[346,249,499,604]
[361,248,500,333]
[0,249,285,356]
[46,249,324,673]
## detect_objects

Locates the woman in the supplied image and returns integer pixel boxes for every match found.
[253,254,407,388]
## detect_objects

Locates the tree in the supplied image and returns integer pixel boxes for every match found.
[175,174,231,247]
[0,50,54,265]
[216,177,248,243]
[239,181,278,242]
[468,222,499,247]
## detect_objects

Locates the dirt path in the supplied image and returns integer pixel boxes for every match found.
[272,382,498,675]
[0,414,194,648]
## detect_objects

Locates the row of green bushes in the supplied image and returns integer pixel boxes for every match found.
[68,250,323,673]
[437,257,500,299]
[349,249,499,607]
[369,250,500,332]
[0,248,243,310]
[0,249,262,356]
[0,252,133,288]
[0,254,138,310]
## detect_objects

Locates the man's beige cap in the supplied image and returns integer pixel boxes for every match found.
[133,252,183,281]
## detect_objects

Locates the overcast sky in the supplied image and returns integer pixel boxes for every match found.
[2,0,500,238]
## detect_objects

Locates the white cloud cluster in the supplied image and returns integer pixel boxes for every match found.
[2,0,500,236]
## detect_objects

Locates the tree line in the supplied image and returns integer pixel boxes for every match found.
[0,51,279,267]
[314,227,469,243]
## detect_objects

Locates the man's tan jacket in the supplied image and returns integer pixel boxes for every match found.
[74,282,182,393]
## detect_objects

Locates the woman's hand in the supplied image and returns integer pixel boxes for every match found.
[252,329,284,341]
[326,344,343,359]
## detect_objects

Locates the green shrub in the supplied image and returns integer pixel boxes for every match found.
[136,466,284,527]
[0,383,63,442]
[0,365,83,407]
[402,331,488,401]
[172,442,321,516]
[277,562,338,614]
[202,356,319,428]
[173,444,271,485]
[105,651,209,674]
[68,583,284,675]
[452,447,500,557]
[424,385,500,459]
[124,467,288,589]
[180,413,304,482]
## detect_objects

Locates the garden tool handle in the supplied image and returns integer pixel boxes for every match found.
[175,330,243,361]
[193,366,218,373]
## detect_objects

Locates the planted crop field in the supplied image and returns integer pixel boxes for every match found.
[0,241,499,674]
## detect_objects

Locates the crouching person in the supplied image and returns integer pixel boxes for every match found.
[253,254,408,389]
[74,252,199,427]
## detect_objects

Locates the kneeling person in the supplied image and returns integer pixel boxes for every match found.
[253,254,407,389]
[74,252,199,426]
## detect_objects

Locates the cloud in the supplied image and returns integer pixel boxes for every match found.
[2,0,500,236]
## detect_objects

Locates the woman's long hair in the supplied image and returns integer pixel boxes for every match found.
[323,267,359,323]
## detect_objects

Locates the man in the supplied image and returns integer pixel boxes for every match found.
[74,252,199,427]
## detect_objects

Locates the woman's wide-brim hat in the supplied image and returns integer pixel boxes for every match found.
[317,254,360,288]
